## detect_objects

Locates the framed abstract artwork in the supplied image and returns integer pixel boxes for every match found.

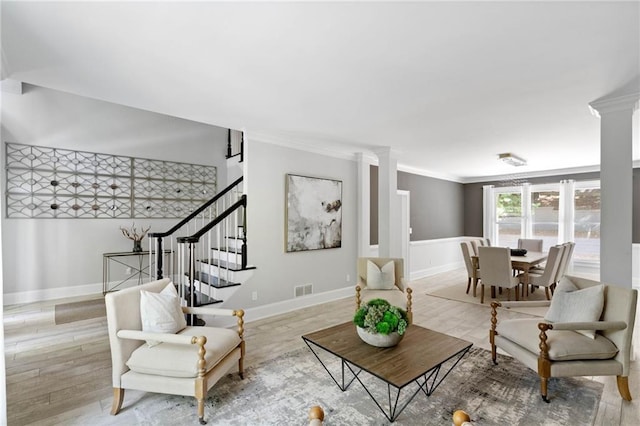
[285,174,342,252]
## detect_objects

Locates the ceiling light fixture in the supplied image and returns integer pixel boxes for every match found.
[498,153,527,167]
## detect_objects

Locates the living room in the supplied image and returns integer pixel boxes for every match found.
[2,1,640,425]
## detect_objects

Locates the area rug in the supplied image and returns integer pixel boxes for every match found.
[72,346,601,425]
[54,298,106,324]
[426,282,550,316]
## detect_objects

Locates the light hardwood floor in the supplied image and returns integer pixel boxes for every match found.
[4,268,639,425]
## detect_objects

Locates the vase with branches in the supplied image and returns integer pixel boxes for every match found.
[120,223,151,252]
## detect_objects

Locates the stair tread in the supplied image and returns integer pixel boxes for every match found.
[211,246,242,254]
[177,285,223,307]
[193,292,223,306]
[199,258,256,271]
[191,271,241,288]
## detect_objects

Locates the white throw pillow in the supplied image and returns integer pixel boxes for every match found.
[140,282,187,346]
[544,284,604,339]
[553,278,578,293]
[366,260,396,290]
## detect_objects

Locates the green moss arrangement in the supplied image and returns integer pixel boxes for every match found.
[353,298,408,335]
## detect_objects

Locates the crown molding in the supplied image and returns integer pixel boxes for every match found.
[244,129,640,185]
[372,146,403,159]
[397,164,465,183]
[589,92,640,116]
[461,161,640,184]
[245,129,362,162]
[246,130,466,182]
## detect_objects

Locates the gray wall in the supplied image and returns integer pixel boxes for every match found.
[370,166,465,244]
[239,140,357,307]
[463,170,640,244]
[1,84,228,296]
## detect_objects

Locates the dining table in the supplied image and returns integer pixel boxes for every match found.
[472,250,548,298]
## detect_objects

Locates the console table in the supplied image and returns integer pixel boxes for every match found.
[102,250,172,295]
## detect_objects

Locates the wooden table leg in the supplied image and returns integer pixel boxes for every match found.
[522,267,530,298]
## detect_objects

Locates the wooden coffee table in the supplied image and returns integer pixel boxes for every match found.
[302,322,472,422]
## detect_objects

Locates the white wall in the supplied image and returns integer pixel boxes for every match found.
[232,138,357,310]
[1,84,229,302]
[369,236,468,281]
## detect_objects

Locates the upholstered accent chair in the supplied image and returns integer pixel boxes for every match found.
[105,278,245,424]
[490,275,638,402]
[355,257,412,322]
[477,246,520,304]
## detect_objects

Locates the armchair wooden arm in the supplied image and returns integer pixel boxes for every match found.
[355,285,363,310]
[542,321,627,332]
[182,306,237,316]
[499,300,552,308]
[489,302,501,363]
[182,307,245,338]
[117,329,205,346]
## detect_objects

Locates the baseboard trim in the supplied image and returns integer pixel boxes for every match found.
[4,282,104,305]
[410,261,464,281]
[203,286,355,327]
[2,280,142,305]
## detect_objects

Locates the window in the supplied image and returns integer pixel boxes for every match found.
[573,184,601,263]
[484,180,601,268]
[530,186,560,251]
[494,190,522,248]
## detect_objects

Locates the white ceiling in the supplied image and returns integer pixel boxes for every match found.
[2,1,639,182]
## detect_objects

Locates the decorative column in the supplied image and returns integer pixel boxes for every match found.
[589,93,639,288]
[375,147,401,258]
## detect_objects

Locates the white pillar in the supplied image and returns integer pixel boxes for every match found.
[375,147,401,258]
[589,93,639,288]
[356,153,371,257]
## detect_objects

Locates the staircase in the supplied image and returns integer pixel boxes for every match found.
[149,132,253,309]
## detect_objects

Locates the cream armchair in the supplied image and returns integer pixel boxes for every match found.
[355,257,412,322]
[490,275,637,403]
[105,278,245,424]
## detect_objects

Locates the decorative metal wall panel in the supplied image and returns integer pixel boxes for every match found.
[5,142,217,219]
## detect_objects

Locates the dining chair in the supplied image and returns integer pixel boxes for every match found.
[517,245,563,300]
[470,238,490,256]
[562,242,575,275]
[514,238,544,276]
[460,242,480,297]
[477,246,520,304]
[517,238,543,252]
